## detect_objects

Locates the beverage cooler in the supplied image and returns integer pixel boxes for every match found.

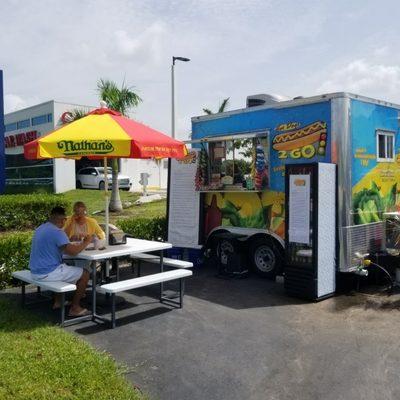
[284,163,336,300]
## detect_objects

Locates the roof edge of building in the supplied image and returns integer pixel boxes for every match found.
[5,100,96,117]
[5,100,55,116]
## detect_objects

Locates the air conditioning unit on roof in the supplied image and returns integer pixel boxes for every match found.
[246,93,289,108]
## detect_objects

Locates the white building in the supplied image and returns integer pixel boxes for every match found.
[4,100,168,193]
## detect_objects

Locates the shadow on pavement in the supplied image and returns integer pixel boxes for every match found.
[74,307,171,335]
[184,262,306,309]
[2,259,308,334]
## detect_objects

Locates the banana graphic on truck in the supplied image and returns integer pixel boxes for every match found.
[273,121,327,159]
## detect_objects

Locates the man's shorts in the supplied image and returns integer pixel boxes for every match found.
[31,264,83,284]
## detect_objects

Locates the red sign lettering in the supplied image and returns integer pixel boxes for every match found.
[4,130,38,148]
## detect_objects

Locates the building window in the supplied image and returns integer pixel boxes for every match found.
[17,119,30,129]
[376,130,395,162]
[32,114,48,126]
[5,154,53,188]
[47,113,53,123]
[5,122,17,132]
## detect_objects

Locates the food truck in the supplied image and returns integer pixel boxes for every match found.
[167,92,400,299]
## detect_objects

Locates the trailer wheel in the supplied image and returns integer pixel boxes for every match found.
[216,239,235,266]
[204,230,230,261]
[249,238,281,279]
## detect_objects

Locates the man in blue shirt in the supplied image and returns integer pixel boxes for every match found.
[29,206,92,317]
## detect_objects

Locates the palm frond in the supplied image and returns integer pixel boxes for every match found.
[97,78,142,116]
[218,97,230,113]
[203,97,230,115]
[69,108,88,122]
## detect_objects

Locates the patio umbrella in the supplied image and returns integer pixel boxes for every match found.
[24,106,187,242]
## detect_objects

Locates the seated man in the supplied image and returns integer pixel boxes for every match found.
[29,206,92,317]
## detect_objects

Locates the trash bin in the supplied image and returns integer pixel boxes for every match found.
[166,247,183,260]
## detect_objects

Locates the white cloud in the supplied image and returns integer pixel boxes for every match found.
[373,46,389,57]
[1,0,400,134]
[317,60,400,101]
[4,94,41,113]
[114,22,166,63]
[4,94,26,112]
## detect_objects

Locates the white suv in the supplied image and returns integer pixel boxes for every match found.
[76,167,132,190]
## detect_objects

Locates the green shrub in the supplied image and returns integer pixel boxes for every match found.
[117,216,167,241]
[4,185,53,194]
[0,232,33,288]
[0,194,69,231]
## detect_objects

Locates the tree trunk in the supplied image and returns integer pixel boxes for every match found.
[109,158,123,212]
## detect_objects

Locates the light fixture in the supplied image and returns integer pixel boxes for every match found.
[171,56,191,138]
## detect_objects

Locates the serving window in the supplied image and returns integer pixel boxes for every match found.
[194,132,269,192]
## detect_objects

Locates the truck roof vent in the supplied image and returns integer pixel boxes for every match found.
[246,93,289,108]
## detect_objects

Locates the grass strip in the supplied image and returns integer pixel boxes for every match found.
[62,189,166,225]
[0,297,144,400]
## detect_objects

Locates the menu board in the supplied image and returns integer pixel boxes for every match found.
[168,149,201,248]
[288,174,311,244]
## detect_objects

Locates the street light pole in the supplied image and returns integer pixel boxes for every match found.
[171,56,190,139]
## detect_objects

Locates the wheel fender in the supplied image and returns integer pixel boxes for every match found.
[206,226,284,250]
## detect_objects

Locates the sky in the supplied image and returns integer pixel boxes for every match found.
[1,0,400,140]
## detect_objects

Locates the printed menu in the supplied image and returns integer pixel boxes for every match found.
[168,150,201,248]
[288,174,311,245]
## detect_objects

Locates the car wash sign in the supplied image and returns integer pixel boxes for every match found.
[5,130,38,148]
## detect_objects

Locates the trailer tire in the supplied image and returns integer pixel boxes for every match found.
[249,237,281,279]
[204,230,229,261]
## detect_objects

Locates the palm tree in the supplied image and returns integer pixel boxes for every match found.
[69,108,88,121]
[203,97,230,115]
[61,108,90,124]
[97,79,142,211]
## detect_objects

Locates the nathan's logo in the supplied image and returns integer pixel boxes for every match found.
[57,140,114,155]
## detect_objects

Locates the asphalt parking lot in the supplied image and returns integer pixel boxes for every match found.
[6,263,400,400]
[62,264,400,400]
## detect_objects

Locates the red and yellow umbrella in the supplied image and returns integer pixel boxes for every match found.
[23,106,187,243]
[24,107,187,160]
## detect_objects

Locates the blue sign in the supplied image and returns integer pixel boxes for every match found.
[0,70,4,194]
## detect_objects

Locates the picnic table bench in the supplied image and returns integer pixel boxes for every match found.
[12,270,77,326]
[100,269,193,328]
[130,253,193,276]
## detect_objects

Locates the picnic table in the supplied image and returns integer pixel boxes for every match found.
[64,237,172,325]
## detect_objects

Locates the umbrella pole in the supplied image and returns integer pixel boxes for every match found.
[104,157,110,245]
